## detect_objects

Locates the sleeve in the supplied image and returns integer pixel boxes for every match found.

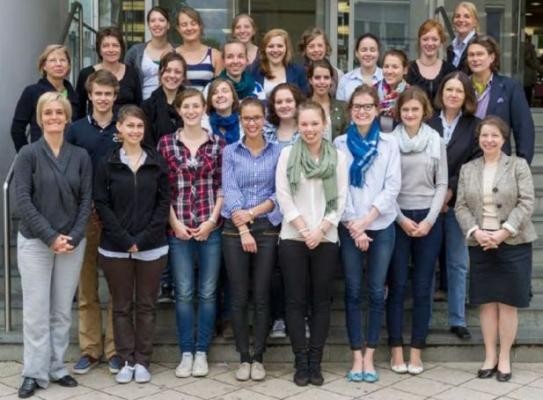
[336,74,348,102]
[423,141,448,225]
[124,45,137,68]
[275,148,301,223]
[510,79,535,164]
[221,145,245,218]
[324,151,349,226]
[141,99,157,148]
[130,66,143,106]
[503,158,535,236]
[213,141,224,198]
[371,138,402,215]
[67,151,93,246]
[75,69,89,119]
[11,86,35,152]
[454,164,479,237]
[14,147,58,245]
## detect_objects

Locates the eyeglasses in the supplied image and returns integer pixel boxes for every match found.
[241,116,264,123]
[351,103,376,112]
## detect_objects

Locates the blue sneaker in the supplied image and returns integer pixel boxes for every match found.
[346,370,364,382]
[73,355,99,375]
[108,355,122,374]
[363,370,379,383]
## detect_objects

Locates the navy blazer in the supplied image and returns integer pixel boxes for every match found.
[446,33,477,75]
[484,73,534,164]
[249,62,309,96]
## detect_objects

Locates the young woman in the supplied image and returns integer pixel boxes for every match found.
[231,13,259,66]
[334,85,401,383]
[467,35,535,164]
[428,71,480,340]
[446,1,479,73]
[386,87,447,375]
[337,33,382,102]
[308,60,348,141]
[175,6,222,92]
[11,45,78,152]
[249,29,309,97]
[94,105,170,384]
[125,6,175,100]
[455,116,536,382]
[14,92,92,398]
[298,27,343,96]
[406,20,455,102]
[276,100,348,386]
[222,98,282,381]
[142,51,187,148]
[206,78,241,144]
[376,49,409,132]
[264,83,305,146]
[157,89,224,379]
[76,26,142,118]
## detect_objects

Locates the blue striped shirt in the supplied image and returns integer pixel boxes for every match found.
[186,47,215,92]
[221,137,282,225]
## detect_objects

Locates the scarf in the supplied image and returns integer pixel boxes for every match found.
[347,119,380,187]
[376,79,408,117]
[287,139,338,214]
[209,112,240,144]
[219,69,256,99]
[391,122,441,160]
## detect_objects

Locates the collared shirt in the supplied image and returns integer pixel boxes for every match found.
[439,110,462,145]
[474,74,493,119]
[221,137,282,225]
[336,67,383,101]
[334,133,402,230]
[451,30,476,67]
[157,130,225,230]
[263,123,299,148]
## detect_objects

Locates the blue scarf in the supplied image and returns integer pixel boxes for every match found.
[209,112,240,144]
[346,119,380,187]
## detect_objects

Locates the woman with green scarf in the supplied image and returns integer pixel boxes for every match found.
[275,100,348,387]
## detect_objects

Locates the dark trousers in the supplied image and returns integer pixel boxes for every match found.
[222,219,279,358]
[99,254,166,367]
[279,239,339,354]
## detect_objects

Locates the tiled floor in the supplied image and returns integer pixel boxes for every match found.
[1,361,543,399]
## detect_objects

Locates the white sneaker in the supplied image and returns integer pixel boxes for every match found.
[269,319,287,339]
[134,363,151,383]
[251,361,266,381]
[235,362,251,381]
[192,351,209,377]
[115,362,134,384]
[175,352,193,378]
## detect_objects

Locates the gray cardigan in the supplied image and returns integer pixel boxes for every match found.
[14,138,92,247]
[124,41,175,85]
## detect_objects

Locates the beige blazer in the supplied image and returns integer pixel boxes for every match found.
[455,153,537,246]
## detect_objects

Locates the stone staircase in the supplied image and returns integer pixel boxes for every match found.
[2,110,543,363]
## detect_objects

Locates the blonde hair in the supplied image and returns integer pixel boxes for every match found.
[36,92,72,128]
[37,44,71,77]
[453,2,480,32]
[259,29,293,79]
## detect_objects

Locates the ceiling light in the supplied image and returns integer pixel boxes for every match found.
[532,2,541,6]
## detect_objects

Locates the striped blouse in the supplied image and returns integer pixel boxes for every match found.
[186,47,215,92]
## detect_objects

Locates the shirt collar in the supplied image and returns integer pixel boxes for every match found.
[87,114,116,130]
[453,30,476,49]
[439,110,462,126]
[238,134,272,152]
[351,67,383,82]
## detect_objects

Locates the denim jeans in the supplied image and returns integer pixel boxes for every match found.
[340,223,395,349]
[169,230,222,354]
[386,210,443,349]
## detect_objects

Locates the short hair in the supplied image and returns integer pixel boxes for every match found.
[176,6,204,37]
[85,69,120,95]
[396,86,434,122]
[206,78,240,114]
[222,38,248,58]
[95,26,125,61]
[173,87,205,109]
[240,97,265,115]
[37,44,71,77]
[348,84,380,112]
[267,83,306,126]
[418,20,447,50]
[147,6,170,23]
[231,13,257,43]
[453,2,480,32]
[117,105,147,129]
[158,51,187,82]
[298,27,332,59]
[355,33,381,54]
[475,115,510,141]
[297,100,326,124]
[468,35,501,72]
[36,92,72,128]
[259,29,294,79]
[433,71,477,116]
[382,48,409,68]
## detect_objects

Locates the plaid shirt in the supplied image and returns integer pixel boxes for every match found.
[158,131,224,231]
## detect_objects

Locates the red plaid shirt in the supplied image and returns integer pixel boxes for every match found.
[158,131,224,231]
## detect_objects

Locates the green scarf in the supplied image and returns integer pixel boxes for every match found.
[287,139,339,214]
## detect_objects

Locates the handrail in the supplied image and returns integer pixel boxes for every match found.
[3,157,16,333]
[435,6,455,41]
[59,1,86,74]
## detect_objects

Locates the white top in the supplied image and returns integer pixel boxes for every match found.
[263,78,285,98]
[482,161,500,230]
[275,145,348,242]
[141,51,160,100]
[336,67,383,102]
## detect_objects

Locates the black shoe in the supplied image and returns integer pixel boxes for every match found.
[54,375,78,387]
[293,352,309,386]
[477,365,497,379]
[497,369,512,382]
[18,378,37,398]
[450,326,472,340]
[309,368,324,386]
[308,348,324,386]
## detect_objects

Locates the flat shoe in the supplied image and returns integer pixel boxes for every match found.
[363,371,379,383]
[390,362,408,374]
[54,375,78,387]
[346,370,364,382]
[496,369,512,382]
[477,365,497,379]
[407,363,424,375]
[18,377,38,398]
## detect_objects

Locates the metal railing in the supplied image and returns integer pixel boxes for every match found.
[3,158,16,333]
[434,6,455,41]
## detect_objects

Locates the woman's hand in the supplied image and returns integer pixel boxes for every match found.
[241,231,257,253]
[50,234,74,254]
[304,227,323,250]
[347,217,368,239]
[128,244,139,253]
[173,221,192,240]
[441,189,453,213]
[232,209,253,227]
[354,232,373,251]
[411,221,432,237]
[487,229,511,248]
[473,229,497,251]
[191,220,215,241]
[399,218,418,236]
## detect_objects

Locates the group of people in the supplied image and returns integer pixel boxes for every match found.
[10,1,536,399]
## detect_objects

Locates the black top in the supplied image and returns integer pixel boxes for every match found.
[406,60,456,103]
[93,145,170,252]
[141,86,184,148]
[446,33,478,75]
[75,64,142,119]
[11,77,79,152]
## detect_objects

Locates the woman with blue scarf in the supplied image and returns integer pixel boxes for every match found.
[206,78,241,144]
[334,85,401,383]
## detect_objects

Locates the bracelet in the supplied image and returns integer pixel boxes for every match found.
[208,216,217,226]
[239,229,250,236]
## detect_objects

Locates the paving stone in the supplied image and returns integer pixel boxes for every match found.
[0,362,21,378]
[214,388,277,400]
[0,382,17,397]
[175,379,237,399]
[68,392,123,400]
[361,387,426,400]
[76,367,117,390]
[433,386,495,400]
[461,378,522,396]
[142,389,201,400]
[0,374,20,389]
[507,385,543,400]
[391,376,453,397]
[102,382,162,400]
[508,368,541,385]
[321,377,380,397]
[529,377,543,388]
[285,387,352,400]
[437,362,481,373]
[36,384,92,400]
[419,366,475,385]
[150,370,199,389]
[211,370,258,387]
[250,377,306,398]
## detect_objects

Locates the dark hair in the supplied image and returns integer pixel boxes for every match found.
[95,26,125,61]
[382,48,409,68]
[85,69,120,95]
[206,78,240,114]
[231,13,257,43]
[240,97,265,115]
[117,105,147,129]
[396,86,433,122]
[433,71,477,116]
[173,87,205,109]
[307,59,334,97]
[475,115,510,141]
[468,35,501,72]
[297,100,326,123]
[298,27,332,59]
[348,84,380,111]
[147,6,169,23]
[355,33,380,53]
[267,83,306,126]
[158,51,187,82]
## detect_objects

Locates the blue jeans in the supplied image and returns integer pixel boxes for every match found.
[386,210,443,349]
[340,224,395,349]
[169,230,222,354]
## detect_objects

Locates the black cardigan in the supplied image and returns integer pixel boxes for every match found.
[141,86,184,148]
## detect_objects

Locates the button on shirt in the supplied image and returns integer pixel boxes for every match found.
[336,67,383,102]
[439,110,462,145]
[451,30,476,67]
[221,138,282,225]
